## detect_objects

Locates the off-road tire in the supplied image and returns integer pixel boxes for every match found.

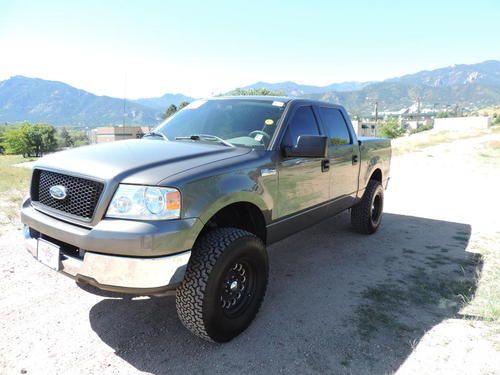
[176,228,268,342]
[351,179,384,234]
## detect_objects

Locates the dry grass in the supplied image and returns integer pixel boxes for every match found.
[462,233,500,325]
[0,155,34,193]
[392,126,500,155]
[476,105,500,117]
[463,141,500,325]
[0,155,34,226]
[476,140,500,166]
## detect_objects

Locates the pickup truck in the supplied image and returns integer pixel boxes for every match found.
[21,97,391,342]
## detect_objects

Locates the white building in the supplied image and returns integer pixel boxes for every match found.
[433,116,491,132]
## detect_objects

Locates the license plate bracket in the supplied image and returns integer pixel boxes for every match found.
[37,239,61,271]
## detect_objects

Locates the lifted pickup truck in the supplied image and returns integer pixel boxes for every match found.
[21,97,390,342]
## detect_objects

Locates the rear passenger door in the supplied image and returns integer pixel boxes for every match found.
[277,105,330,218]
[317,106,359,202]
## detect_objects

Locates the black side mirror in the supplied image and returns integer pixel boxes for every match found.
[283,135,328,158]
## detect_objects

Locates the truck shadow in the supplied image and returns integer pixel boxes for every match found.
[88,212,482,374]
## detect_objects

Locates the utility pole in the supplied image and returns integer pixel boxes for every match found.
[416,96,421,127]
[123,73,127,127]
[374,101,379,123]
[122,99,126,127]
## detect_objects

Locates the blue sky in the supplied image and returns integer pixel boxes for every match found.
[0,0,498,98]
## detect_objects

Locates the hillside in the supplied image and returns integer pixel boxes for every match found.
[1,60,499,125]
[386,60,500,87]
[245,61,500,113]
[133,93,194,111]
[305,81,500,113]
[240,80,371,96]
[0,76,159,126]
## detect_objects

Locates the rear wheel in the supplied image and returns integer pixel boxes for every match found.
[176,228,268,342]
[351,179,384,234]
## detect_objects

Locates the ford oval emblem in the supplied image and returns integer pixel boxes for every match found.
[49,185,67,200]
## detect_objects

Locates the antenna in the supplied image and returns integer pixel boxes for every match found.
[123,73,127,127]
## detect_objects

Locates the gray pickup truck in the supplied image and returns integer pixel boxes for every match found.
[21,97,391,342]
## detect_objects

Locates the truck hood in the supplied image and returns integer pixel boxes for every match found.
[35,139,250,184]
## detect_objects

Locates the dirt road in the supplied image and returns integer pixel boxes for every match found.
[1,133,499,374]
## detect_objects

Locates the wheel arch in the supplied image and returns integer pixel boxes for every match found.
[369,168,382,184]
[197,195,270,244]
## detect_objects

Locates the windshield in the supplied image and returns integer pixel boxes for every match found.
[154,99,287,148]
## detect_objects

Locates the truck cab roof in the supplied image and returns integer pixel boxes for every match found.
[207,96,347,109]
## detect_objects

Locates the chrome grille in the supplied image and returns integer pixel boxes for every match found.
[31,169,104,220]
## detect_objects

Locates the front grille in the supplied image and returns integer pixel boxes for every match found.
[31,169,104,220]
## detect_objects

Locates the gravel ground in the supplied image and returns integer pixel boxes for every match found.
[1,134,499,375]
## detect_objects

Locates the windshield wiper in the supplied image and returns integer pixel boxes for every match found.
[175,134,234,147]
[143,131,169,141]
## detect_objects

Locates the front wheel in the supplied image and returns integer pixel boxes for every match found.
[351,179,384,234]
[176,228,268,342]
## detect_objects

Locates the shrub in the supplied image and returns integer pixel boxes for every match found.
[410,124,434,134]
[378,121,406,139]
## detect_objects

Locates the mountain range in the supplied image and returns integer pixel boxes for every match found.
[0,60,499,126]
[0,76,158,126]
[134,93,194,111]
[240,80,372,96]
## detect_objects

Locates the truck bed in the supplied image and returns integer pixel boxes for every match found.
[357,136,391,194]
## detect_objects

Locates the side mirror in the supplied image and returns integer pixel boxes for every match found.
[283,135,328,158]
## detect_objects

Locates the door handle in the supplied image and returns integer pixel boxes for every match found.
[321,159,330,172]
[352,155,359,164]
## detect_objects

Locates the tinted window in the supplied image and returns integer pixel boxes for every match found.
[283,106,320,147]
[155,99,286,148]
[319,107,351,145]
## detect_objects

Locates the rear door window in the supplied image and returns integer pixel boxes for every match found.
[318,107,351,145]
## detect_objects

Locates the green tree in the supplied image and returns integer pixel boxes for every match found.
[0,126,4,154]
[2,127,29,155]
[436,111,449,118]
[58,127,74,148]
[56,127,89,148]
[226,88,286,96]
[27,123,58,156]
[178,101,190,110]
[68,129,90,147]
[1,123,58,157]
[162,104,178,119]
[378,118,406,139]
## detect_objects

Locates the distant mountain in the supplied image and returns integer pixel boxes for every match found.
[386,60,500,87]
[241,80,371,96]
[1,60,499,125]
[134,93,195,111]
[304,81,500,114]
[303,60,500,113]
[0,76,159,126]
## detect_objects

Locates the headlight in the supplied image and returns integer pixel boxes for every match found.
[106,184,181,220]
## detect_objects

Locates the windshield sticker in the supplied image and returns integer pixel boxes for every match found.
[272,101,285,107]
[264,119,274,125]
[185,100,207,110]
[254,134,264,141]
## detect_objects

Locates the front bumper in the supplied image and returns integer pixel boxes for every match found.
[24,227,190,294]
[21,198,203,257]
[21,198,203,294]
